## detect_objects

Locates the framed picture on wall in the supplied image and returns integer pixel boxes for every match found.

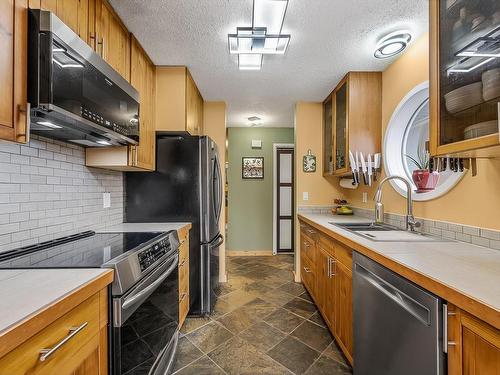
[242,157,264,179]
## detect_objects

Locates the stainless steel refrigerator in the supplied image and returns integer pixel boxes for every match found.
[125,134,223,315]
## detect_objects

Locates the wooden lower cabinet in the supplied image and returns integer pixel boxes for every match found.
[333,260,353,360]
[299,221,353,365]
[447,303,500,375]
[178,229,190,328]
[0,288,108,375]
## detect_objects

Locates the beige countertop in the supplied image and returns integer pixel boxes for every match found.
[298,212,500,329]
[98,222,191,233]
[0,268,112,336]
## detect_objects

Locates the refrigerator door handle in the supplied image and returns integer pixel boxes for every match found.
[213,152,223,224]
[209,234,224,248]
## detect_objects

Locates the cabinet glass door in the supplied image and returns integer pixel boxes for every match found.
[323,96,333,174]
[439,0,500,146]
[335,82,347,171]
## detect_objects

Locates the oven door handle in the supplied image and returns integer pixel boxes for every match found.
[122,254,179,311]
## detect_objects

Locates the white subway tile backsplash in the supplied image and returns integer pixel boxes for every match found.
[0,136,124,252]
[480,229,500,241]
[463,226,480,236]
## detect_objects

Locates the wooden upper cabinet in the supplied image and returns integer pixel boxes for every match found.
[323,72,381,176]
[323,95,333,175]
[447,303,500,375]
[430,0,500,158]
[32,0,91,44]
[155,66,204,135]
[0,0,29,144]
[95,0,130,81]
[86,35,156,171]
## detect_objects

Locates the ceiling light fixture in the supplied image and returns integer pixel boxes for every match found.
[374,31,412,59]
[228,0,290,70]
[239,54,263,70]
[248,116,262,126]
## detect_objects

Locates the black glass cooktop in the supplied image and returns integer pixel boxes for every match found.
[0,231,164,269]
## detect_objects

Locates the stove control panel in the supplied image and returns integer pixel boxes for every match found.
[138,237,171,272]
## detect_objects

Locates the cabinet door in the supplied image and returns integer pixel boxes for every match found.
[129,36,155,171]
[334,261,353,359]
[430,0,500,157]
[39,0,89,44]
[323,95,334,175]
[317,246,335,329]
[186,71,203,135]
[334,80,348,173]
[97,0,130,81]
[447,304,500,375]
[0,0,29,143]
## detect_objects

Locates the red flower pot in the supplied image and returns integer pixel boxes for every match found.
[412,169,439,193]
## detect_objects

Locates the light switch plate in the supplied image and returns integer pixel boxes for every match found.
[303,192,309,201]
[103,192,111,208]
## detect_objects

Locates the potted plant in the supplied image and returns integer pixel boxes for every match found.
[406,148,439,193]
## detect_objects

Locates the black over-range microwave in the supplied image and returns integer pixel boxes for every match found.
[28,9,140,147]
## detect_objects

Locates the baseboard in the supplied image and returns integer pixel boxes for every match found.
[226,250,273,256]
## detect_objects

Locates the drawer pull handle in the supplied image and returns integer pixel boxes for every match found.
[39,322,88,362]
[303,267,312,273]
[303,241,310,248]
[180,259,187,267]
[180,292,187,302]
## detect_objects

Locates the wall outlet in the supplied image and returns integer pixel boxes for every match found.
[103,192,111,208]
[303,192,309,201]
[362,192,368,203]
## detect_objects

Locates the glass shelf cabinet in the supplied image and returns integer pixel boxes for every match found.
[430,0,500,157]
[322,72,381,176]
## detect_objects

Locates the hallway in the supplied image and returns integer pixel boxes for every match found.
[173,255,353,374]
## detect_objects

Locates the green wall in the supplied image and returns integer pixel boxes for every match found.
[227,127,294,251]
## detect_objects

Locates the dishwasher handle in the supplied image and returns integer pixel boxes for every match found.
[355,263,431,326]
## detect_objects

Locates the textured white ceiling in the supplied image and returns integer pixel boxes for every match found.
[110,0,428,128]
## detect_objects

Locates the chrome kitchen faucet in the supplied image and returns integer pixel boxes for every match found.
[374,175,421,231]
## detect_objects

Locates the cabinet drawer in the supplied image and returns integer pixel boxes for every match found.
[179,257,189,295]
[179,290,189,326]
[334,241,352,270]
[301,235,316,263]
[301,253,315,297]
[301,224,318,242]
[0,293,100,375]
[179,238,189,263]
[319,234,335,256]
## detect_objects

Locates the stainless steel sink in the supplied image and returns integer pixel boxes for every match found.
[330,222,399,232]
[330,222,451,242]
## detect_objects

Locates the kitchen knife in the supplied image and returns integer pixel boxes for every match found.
[360,152,368,185]
[355,152,361,186]
[349,150,358,185]
[373,153,381,181]
[367,153,373,186]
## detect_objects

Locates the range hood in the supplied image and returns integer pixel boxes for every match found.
[28,9,140,147]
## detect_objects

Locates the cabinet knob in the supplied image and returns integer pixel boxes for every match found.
[303,267,312,273]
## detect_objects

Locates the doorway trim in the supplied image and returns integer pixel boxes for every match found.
[272,143,295,255]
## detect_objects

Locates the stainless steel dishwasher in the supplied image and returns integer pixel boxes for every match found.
[353,252,446,375]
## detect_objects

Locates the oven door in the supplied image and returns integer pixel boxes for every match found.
[113,253,179,375]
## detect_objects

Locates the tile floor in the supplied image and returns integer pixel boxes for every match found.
[173,255,352,375]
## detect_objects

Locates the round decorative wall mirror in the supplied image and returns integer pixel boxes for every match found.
[384,81,464,201]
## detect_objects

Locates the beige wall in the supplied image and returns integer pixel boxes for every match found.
[294,102,344,280]
[343,33,500,230]
[295,102,344,206]
[203,102,228,282]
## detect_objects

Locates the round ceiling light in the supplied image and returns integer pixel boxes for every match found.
[374,31,412,59]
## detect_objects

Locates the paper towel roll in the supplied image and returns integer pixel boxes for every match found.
[340,178,358,189]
